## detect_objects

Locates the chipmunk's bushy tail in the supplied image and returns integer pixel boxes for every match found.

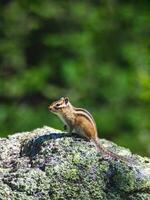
[92,138,129,162]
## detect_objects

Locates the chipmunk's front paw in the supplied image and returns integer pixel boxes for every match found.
[64,124,67,131]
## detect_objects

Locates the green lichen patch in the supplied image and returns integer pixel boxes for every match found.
[128,193,150,200]
[3,169,49,195]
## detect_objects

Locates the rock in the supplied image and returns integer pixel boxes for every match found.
[0,126,150,200]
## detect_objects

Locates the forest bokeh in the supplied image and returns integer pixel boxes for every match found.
[0,1,149,156]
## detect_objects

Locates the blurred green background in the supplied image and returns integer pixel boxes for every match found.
[0,1,149,156]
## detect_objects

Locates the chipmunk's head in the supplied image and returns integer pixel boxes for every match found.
[48,97,70,115]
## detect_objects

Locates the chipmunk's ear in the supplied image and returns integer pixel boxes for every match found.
[64,97,69,104]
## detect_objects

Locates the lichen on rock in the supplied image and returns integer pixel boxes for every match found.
[0,126,150,200]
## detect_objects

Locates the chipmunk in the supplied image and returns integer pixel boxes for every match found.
[48,97,129,162]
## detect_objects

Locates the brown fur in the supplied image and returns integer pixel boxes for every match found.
[75,114,97,139]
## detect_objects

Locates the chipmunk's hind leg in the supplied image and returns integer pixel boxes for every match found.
[68,125,74,133]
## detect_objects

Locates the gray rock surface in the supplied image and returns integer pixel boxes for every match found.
[0,126,150,200]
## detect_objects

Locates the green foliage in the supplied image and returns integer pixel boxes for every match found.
[0,0,149,156]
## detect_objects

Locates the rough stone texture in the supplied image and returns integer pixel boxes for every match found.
[0,126,150,200]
